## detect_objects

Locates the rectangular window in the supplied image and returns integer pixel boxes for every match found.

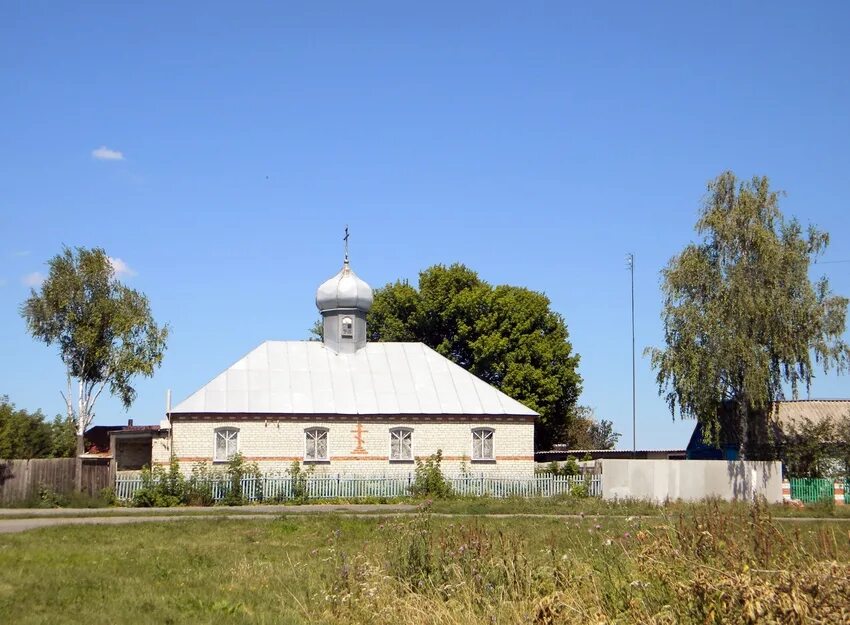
[472,428,494,461]
[305,428,328,461]
[214,428,238,462]
[390,429,413,461]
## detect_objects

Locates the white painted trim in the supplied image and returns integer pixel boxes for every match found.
[388,426,414,462]
[213,426,239,462]
[304,427,329,462]
[470,427,495,461]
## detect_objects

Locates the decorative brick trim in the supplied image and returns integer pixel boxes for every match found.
[175,456,302,463]
[438,455,535,461]
[171,413,536,424]
[172,454,535,464]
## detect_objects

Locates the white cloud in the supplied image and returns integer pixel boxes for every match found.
[92,146,125,161]
[108,256,137,277]
[0,278,7,287]
[22,272,45,287]
[12,250,30,257]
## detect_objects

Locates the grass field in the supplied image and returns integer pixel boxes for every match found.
[4,492,850,520]
[427,494,850,518]
[0,501,848,624]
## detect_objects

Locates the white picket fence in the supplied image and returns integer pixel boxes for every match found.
[114,472,600,503]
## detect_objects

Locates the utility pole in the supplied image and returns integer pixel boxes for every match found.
[626,253,636,456]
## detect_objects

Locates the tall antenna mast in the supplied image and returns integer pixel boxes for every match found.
[626,252,636,456]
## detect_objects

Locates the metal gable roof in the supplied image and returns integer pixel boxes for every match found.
[171,341,539,417]
[772,399,850,428]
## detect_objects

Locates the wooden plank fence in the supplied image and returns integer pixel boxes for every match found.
[0,458,111,505]
[114,472,601,503]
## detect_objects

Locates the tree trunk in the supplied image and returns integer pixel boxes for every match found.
[75,434,85,457]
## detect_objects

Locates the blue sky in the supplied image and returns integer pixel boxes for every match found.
[2,2,849,449]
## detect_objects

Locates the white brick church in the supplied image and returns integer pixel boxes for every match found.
[158,250,537,476]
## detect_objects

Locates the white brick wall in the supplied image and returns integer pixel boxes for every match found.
[151,433,171,465]
[167,417,534,476]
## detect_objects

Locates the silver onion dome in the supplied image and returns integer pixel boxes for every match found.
[315,261,373,312]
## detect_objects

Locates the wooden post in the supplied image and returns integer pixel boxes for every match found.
[74,457,82,493]
[108,457,117,491]
[22,459,31,502]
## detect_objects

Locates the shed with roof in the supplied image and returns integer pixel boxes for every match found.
[685,399,850,460]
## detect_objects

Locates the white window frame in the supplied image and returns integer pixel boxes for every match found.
[213,427,239,462]
[389,427,414,462]
[471,427,495,462]
[341,316,353,338]
[304,427,329,462]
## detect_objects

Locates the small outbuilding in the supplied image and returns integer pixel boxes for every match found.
[686,399,850,460]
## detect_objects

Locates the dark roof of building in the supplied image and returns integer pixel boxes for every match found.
[84,423,162,453]
[687,398,850,452]
[120,425,162,432]
[84,425,126,436]
[537,448,686,456]
[84,425,126,454]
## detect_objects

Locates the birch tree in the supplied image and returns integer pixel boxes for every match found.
[21,247,168,454]
[647,172,850,456]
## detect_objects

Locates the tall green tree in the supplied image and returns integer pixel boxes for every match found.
[365,264,582,449]
[565,406,621,450]
[647,172,850,455]
[0,396,76,459]
[21,247,169,453]
[780,415,850,479]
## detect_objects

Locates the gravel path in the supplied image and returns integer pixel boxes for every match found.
[0,514,287,534]
[0,505,848,534]
[0,503,417,518]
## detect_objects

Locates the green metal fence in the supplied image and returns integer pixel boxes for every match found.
[789,477,834,503]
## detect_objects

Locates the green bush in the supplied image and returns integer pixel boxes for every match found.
[131,457,187,507]
[129,455,264,507]
[410,450,452,499]
[288,460,312,503]
[540,456,581,477]
[37,485,67,507]
[185,462,215,506]
[99,487,116,506]
[218,453,261,506]
[564,455,581,476]
[570,482,589,498]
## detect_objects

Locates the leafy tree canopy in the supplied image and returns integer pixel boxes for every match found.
[647,172,850,453]
[21,247,169,447]
[364,263,582,449]
[780,414,850,479]
[565,406,621,450]
[0,396,76,459]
